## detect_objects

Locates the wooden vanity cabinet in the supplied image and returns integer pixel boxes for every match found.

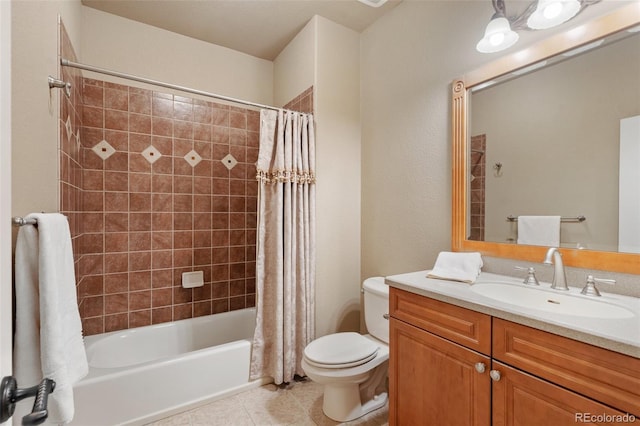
[389,317,491,426]
[492,361,634,426]
[493,318,640,418]
[389,288,492,426]
[389,287,640,425]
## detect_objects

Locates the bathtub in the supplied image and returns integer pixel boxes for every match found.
[68,308,269,426]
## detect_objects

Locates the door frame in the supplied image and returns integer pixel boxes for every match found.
[0,0,13,420]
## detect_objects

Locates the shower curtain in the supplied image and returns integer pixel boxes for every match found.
[250,109,316,384]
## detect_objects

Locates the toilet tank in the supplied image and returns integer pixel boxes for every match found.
[363,277,389,344]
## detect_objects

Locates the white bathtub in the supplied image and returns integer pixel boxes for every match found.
[67,308,269,426]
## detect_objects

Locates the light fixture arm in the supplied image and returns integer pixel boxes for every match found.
[489,0,537,31]
[509,1,541,31]
[496,0,601,32]
[492,0,507,18]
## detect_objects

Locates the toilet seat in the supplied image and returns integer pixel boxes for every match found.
[303,332,379,369]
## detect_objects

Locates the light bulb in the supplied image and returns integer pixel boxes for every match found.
[543,2,563,19]
[490,32,505,46]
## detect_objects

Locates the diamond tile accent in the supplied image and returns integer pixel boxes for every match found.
[75,131,81,149]
[142,145,162,164]
[221,154,238,170]
[184,150,202,167]
[91,140,116,160]
[65,116,73,142]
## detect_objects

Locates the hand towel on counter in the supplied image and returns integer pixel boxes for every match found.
[427,251,483,283]
[516,215,561,247]
[14,213,88,425]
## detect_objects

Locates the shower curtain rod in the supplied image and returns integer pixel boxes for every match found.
[60,58,291,113]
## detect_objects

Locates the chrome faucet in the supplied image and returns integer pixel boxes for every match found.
[543,247,569,291]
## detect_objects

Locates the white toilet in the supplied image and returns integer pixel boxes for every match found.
[302,277,389,422]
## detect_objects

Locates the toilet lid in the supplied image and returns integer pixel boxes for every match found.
[304,332,379,369]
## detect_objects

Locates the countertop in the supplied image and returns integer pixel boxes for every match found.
[385,270,640,358]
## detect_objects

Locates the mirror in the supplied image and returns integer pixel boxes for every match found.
[470,30,639,252]
[452,3,640,274]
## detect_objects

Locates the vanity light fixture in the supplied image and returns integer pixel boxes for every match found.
[476,14,520,53]
[527,0,581,29]
[477,0,600,53]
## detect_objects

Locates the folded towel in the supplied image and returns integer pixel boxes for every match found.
[517,215,561,247]
[14,213,88,424]
[427,251,483,283]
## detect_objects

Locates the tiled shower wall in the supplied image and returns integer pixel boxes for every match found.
[469,134,486,241]
[59,22,83,286]
[59,18,314,335]
[283,86,313,114]
[75,79,260,335]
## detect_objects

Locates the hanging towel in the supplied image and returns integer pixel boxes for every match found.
[517,215,561,247]
[427,251,483,283]
[14,213,88,424]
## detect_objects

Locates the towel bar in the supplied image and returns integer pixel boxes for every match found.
[12,217,37,227]
[507,215,586,223]
[0,376,56,425]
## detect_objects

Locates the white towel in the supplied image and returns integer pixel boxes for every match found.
[427,251,483,283]
[14,213,88,424]
[517,215,561,247]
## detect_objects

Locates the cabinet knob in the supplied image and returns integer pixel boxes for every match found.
[489,370,501,381]
[474,362,486,373]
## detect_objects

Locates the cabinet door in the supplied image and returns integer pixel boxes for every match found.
[493,318,640,416]
[389,317,491,426]
[492,361,639,426]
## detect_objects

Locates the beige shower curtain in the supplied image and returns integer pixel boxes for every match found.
[250,109,316,384]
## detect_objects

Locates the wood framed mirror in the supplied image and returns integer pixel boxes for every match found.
[452,3,640,274]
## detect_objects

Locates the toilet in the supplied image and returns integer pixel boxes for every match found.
[302,277,389,422]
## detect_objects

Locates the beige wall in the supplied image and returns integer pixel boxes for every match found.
[81,7,274,106]
[314,16,361,336]
[472,35,640,251]
[11,0,82,218]
[1,0,13,390]
[9,0,81,390]
[361,1,492,279]
[273,18,315,108]
[273,16,362,336]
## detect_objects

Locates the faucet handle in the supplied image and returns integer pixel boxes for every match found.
[514,266,540,286]
[580,275,616,297]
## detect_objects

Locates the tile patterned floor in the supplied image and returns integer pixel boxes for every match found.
[145,379,389,426]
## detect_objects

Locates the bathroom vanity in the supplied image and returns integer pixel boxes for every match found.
[386,271,640,426]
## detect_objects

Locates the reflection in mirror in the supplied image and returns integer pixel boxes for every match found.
[468,30,640,253]
[452,2,640,275]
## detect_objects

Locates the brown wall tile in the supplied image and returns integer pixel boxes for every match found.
[130,91,151,115]
[129,290,151,311]
[105,313,128,332]
[105,293,128,315]
[105,88,128,111]
[130,271,151,291]
[152,307,172,324]
[129,310,151,328]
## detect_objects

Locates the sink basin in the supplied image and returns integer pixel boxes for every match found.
[470,283,635,319]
